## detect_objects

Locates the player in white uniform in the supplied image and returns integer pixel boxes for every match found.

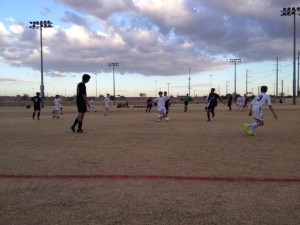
[88,98,95,112]
[152,91,170,122]
[237,95,245,112]
[52,95,61,119]
[103,94,110,116]
[244,86,277,136]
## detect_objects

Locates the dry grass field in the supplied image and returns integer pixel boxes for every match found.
[0,102,299,225]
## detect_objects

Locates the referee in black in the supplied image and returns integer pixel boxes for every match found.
[31,92,41,120]
[71,74,90,133]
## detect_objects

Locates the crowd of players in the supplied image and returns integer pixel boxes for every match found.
[31,74,277,136]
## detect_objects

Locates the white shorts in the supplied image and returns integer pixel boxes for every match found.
[157,106,166,114]
[53,106,60,111]
[252,106,264,121]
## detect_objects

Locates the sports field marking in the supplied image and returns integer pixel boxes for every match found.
[1,174,300,183]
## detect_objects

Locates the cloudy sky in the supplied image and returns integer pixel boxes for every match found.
[0,0,299,97]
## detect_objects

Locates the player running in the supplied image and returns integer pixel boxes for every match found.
[153,91,170,122]
[103,94,110,116]
[244,86,277,136]
[205,88,225,121]
[52,95,61,119]
[88,98,96,112]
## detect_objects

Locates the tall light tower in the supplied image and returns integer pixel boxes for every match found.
[29,20,53,108]
[95,73,98,98]
[108,62,119,105]
[188,68,191,96]
[230,58,242,99]
[281,7,300,105]
[166,83,170,95]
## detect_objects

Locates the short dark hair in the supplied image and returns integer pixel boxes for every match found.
[211,88,215,92]
[261,86,268,92]
[159,91,163,95]
[36,92,40,95]
[82,74,91,82]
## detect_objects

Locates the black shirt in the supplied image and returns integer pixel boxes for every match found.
[31,96,41,107]
[207,93,220,108]
[77,82,86,104]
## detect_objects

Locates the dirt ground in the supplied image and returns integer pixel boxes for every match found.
[0,102,299,225]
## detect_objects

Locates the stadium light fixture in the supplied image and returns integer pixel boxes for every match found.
[29,20,53,108]
[108,63,119,105]
[281,7,300,105]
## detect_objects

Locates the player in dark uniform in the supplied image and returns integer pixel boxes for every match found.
[205,88,225,121]
[164,91,170,116]
[70,74,91,133]
[227,94,233,111]
[31,92,41,120]
[146,97,153,112]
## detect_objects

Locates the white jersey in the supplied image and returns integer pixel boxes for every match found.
[103,97,110,108]
[251,93,271,108]
[90,99,95,106]
[153,96,170,109]
[237,96,245,107]
[53,98,61,111]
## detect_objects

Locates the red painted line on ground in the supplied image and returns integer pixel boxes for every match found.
[0,174,300,183]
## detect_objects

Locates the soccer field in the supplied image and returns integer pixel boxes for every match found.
[0,103,299,225]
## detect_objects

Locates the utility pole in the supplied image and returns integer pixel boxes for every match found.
[276,57,279,98]
[226,81,230,95]
[281,80,284,97]
[246,70,251,95]
[229,58,242,100]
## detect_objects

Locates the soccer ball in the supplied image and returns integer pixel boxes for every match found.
[165,117,169,122]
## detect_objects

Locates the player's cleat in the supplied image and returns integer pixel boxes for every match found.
[247,130,256,136]
[70,125,76,132]
[157,119,161,122]
[77,129,85,133]
[243,123,249,134]
[212,112,215,117]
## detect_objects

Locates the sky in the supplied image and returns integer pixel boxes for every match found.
[0,0,299,97]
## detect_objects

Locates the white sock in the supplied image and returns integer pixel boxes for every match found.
[249,122,259,131]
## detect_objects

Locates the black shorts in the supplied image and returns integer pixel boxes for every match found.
[34,105,41,111]
[77,103,87,113]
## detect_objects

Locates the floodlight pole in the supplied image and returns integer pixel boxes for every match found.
[166,83,170,95]
[29,20,53,108]
[281,7,300,105]
[230,58,242,100]
[108,62,119,105]
[188,68,191,96]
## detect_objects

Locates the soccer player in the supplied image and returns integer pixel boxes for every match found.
[183,94,191,112]
[237,95,245,112]
[70,74,91,133]
[146,97,153,112]
[227,94,233,111]
[153,91,170,122]
[164,91,171,116]
[88,98,95,112]
[244,86,277,136]
[103,94,110,116]
[205,88,225,121]
[52,95,61,119]
[31,92,41,120]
